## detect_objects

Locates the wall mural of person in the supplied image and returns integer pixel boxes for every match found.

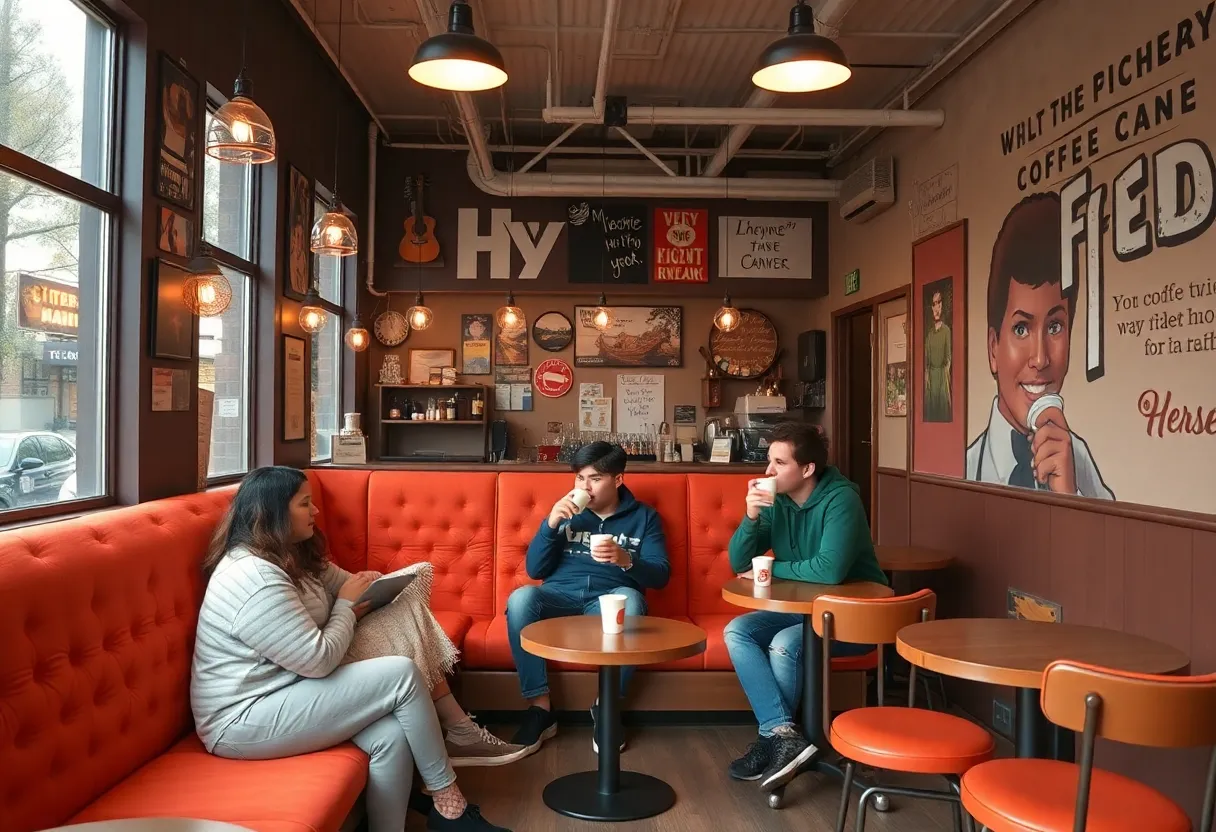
[966,192,1114,499]
[922,278,953,423]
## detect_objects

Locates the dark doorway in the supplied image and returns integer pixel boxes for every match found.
[835,308,874,522]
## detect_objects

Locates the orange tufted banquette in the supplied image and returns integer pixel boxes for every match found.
[1,468,865,832]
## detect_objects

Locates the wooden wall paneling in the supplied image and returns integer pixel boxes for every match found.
[1122,519,1193,656]
[1101,515,1128,632]
[1190,529,1216,674]
[1046,505,1109,626]
[874,471,909,546]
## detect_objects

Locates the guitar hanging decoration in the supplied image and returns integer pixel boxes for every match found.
[398,174,442,265]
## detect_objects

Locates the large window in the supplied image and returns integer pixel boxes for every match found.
[0,0,116,518]
[311,188,343,462]
[199,101,255,479]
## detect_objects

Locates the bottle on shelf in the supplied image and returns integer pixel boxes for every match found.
[445,397,457,421]
[426,397,437,421]
[471,391,484,418]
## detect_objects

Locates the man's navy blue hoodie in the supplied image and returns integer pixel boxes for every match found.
[525,484,670,595]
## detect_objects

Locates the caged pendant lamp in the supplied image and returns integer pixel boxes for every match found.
[409,0,507,92]
[311,0,358,256]
[752,0,852,94]
[495,291,524,331]
[207,0,277,163]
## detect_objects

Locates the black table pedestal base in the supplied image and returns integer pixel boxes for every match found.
[542,771,676,821]
[1016,686,1076,761]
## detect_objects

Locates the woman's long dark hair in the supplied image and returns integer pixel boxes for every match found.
[203,466,328,587]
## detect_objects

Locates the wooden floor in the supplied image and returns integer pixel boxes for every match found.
[408,724,966,832]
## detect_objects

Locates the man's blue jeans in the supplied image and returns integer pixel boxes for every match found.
[506,583,646,700]
[724,610,874,736]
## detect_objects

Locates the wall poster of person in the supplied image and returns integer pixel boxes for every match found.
[151,258,196,360]
[911,222,967,478]
[156,54,198,211]
[158,207,192,257]
[285,165,313,300]
[922,277,954,423]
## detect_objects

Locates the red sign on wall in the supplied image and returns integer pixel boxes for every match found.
[535,358,573,398]
[653,208,709,282]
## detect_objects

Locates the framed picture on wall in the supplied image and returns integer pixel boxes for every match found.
[150,258,196,360]
[461,314,492,374]
[284,164,313,301]
[883,312,908,417]
[408,348,455,384]
[282,335,307,442]
[572,305,682,368]
[157,205,193,257]
[156,53,198,211]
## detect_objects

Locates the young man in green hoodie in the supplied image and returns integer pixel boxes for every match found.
[723,422,887,791]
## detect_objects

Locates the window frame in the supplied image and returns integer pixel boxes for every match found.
[199,90,260,485]
[0,0,122,524]
[309,184,345,464]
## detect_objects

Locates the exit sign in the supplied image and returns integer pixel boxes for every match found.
[844,269,861,295]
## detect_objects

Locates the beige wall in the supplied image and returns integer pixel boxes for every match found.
[823,0,1216,515]
[364,293,814,457]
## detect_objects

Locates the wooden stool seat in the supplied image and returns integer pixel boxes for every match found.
[961,758,1190,832]
[830,707,994,776]
[831,650,878,672]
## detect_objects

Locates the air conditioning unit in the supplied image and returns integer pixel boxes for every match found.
[839,156,895,223]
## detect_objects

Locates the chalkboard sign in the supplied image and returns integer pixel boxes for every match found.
[567,201,650,284]
[708,308,779,379]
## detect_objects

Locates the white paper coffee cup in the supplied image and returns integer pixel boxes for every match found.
[1026,394,1064,431]
[752,555,775,587]
[757,477,777,496]
[570,490,591,511]
[600,593,627,634]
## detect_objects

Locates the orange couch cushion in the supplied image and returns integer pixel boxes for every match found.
[688,474,755,616]
[71,734,367,832]
[306,469,371,573]
[366,471,496,618]
[0,489,233,832]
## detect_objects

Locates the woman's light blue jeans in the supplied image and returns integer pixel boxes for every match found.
[724,611,874,736]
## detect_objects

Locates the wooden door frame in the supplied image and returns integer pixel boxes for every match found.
[831,285,911,521]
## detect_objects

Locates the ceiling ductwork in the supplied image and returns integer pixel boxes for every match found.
[542,105,944,129]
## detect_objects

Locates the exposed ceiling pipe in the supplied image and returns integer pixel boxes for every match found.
[286,0,387,137]
[544,105,943,128]
[387,141,834,160]
[366,121,387,297]
[463,152,840,200]
[702,0,856,177]
[592,0,622,120]
[829,0,1042,166]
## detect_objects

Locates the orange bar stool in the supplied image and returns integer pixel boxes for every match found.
[961,661,1215,832]
[814,589,994,832]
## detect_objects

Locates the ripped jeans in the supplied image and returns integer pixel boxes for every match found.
[724,611,874,736]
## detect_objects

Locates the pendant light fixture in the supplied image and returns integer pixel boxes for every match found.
[495,291,524,330]
[753,0,851,93]
[592,292,613,332]
[311,0,358,257]
[409,0,508,92]
[299,283,328,334]
[406,262,433,330]
[344,311,370,352]
[206,0,276,163]
[713,295,741,332]
[182,244,233,317]
[590,139,613,333]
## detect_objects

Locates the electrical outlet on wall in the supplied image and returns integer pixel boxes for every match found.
[992,698,1014,738]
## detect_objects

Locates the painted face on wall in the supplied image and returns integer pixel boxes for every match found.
[931,291,944,323]
[987,279,1072,432]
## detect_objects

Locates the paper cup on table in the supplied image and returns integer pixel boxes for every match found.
[600,593,628,634]
[752,555,775,587]
[570,490,591,511]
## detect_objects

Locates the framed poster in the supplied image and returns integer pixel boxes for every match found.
[884,312,908,417]
[717,216,812,279]
[566,201,650,284]
[282,335,307,442]
[285,164,313,300]
[150,258,196,360]
[653,207,709,282]
[461,314,491,374]
[408,348,455,384]
[156,53,198,211]
[532,311,573,352]
[911,220,967,477]
[573,306,681,368]
[157,206,192,256]
[494,318,529,366]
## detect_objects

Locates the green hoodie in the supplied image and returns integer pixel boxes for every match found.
[728,466,888,586]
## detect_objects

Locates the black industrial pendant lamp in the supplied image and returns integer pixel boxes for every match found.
[409,0,507,92]
[753,0,851,93]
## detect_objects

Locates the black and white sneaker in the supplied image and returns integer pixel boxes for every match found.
[509,706,556,751]
[590,700,626,754]
[759,735,818,791]
[727,734,774,781]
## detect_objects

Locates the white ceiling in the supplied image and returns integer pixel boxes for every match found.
[304,0,1016,156]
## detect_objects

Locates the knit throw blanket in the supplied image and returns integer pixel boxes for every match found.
[341,562,460,689]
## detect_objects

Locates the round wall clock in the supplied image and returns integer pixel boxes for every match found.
[374,310,409,347]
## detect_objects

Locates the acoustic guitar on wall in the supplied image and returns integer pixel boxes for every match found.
[398,175,440,263]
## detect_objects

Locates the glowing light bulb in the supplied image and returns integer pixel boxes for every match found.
[230,119,252,144]
[351,331,366,347]
[326,224,343,245]
[198,282,217,306]
[593,308,611,330]
[412,310,427,327]
[503,308,519,327]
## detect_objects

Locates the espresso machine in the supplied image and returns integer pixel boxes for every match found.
[733,395,794,463]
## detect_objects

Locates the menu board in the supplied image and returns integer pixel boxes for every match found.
[717,216,813,279]
[567,201,650,284]
[616,374,664,434]
[708,309,779,379]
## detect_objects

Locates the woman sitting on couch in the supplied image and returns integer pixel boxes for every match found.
[190,466,510,832]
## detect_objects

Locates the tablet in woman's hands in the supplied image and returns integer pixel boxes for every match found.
[354,573,417,613]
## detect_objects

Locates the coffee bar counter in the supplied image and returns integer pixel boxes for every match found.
[314,461,765,474]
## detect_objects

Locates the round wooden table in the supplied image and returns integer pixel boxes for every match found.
[897,618,1190,760]
[874,545,955,572]
[521,616,706,822]
[44,821,252,832]
[721,577,893,809]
